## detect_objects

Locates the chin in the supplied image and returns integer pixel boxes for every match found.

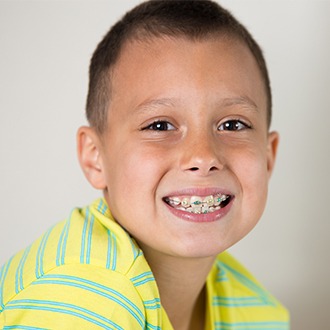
[166,236,231,259]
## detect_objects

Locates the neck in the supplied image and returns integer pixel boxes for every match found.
[140,245,215,330]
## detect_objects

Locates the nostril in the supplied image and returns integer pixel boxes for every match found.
[190,167,199,171]
[189,166,219,172]
[189,166,218,172]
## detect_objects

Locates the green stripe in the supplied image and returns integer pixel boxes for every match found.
[106,229,118,271]
[56,218,71,266]
[218,261,275,306]
[0,255,14,309]
[15,246,31,293]
[106,229,112,269]
[80,207,90,264]
[4,326,46,329]
[86,215,94,264]
[215,321,289,329]
[213,296,267,307]
[36,225,54,278]
[31,274,145,326]
[7,299,123,329]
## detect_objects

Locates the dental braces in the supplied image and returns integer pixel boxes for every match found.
[166,194,230,214]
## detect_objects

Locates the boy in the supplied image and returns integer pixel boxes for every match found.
[0,1,289,329]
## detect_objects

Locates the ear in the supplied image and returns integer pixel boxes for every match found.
[77,126,106,190]
[266,131,279,179]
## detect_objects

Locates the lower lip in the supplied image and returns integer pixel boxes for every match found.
[164,198,233,223]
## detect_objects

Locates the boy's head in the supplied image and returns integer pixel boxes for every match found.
[86,0,272,135]
[78,0,278,259]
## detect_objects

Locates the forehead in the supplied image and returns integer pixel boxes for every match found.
[109,36,267,118]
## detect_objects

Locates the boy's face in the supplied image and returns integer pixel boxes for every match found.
[84,36,278,259]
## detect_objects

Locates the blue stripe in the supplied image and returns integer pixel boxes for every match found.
[216,265,228,282]
[144,304,161,310]
[97,199,108,215]
[15,246,31,294]
[143,298,161,310]
[147,323,162,330]
[60,215,72,265]
[102,203,107,215]
[35,226,53,278]
[131,271,153,282]
[214,297,261,301]
[86,215,94,264]
[31,274,145,326]
[213,296,267,307]
[215,321,289,329]
[132,277,155,287]
[111,231,117,271]
[7,299,123,329]
[219,261,275,306]
[15,256,23,294]
[4,326,46,330]
[131,272,155,286]
[32,279,144,326]
[56,222,66,266]
[56,219,70,267]
[137,250,144,257]
[0,255,14,309]
[130,237,139,259]
[213,301,268,307]
[130,270,155,287]
[106,229,112,269]
[80,208,90,264]
[144,298,161,304]
[105,229,119,271]
[97,199,103,212]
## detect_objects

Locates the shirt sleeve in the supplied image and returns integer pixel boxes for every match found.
[1,263,146,329]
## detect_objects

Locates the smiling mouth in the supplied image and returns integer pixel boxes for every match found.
[163,193,232,214]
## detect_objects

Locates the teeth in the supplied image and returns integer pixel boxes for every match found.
[214,196,222,206]
[181,197,190,208]
[191,196,203,206]
[204,195,214,206]
[201,204,209,214]
[168,197,180,206]
[166,193,230,214]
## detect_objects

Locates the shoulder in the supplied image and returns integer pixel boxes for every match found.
[207,251,290,327]
[1,199,139,283]
[1,262,147,329]
[0,199,156,328]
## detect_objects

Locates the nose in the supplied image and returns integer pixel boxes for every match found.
[180,130,224,176]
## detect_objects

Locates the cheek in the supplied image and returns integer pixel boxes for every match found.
[105,144,169,207]
[104,144,171,239]
[123,144,168,181]
[232,145,269,203]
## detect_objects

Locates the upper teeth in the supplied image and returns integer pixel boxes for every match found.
[165,194,229,214]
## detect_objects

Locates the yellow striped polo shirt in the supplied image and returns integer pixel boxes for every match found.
[0,198,289,329]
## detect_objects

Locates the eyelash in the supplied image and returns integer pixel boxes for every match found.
[142,120,176,131]
[141,119,251,132]
[218,119,251,131]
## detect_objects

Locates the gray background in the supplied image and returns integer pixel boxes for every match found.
[1,1,329,329]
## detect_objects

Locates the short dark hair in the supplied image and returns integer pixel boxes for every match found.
[86,0,272,133]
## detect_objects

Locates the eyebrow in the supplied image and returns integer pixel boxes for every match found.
[134,95,259,114]
[134,97,179,113]
[220,96,259,111]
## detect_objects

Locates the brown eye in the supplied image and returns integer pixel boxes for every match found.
[144,121,175,131]
[218,120,249,131]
